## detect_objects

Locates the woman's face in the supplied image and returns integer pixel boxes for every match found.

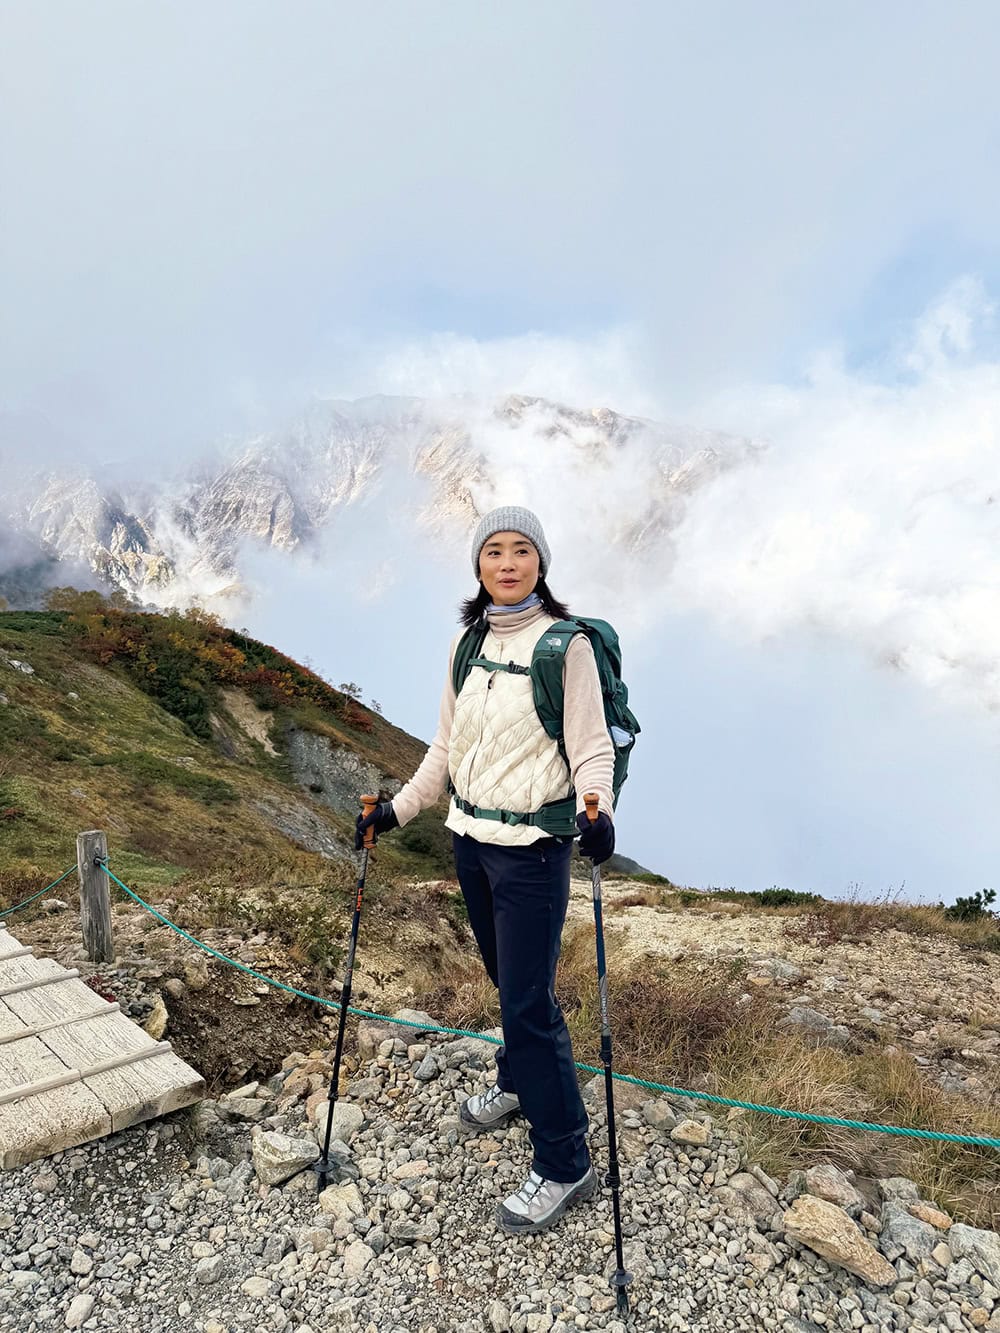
[478,530,541,604]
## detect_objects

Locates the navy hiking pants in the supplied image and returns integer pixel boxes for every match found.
[452,830,591,1183]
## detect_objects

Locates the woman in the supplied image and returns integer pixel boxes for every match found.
[356,506,616,1234]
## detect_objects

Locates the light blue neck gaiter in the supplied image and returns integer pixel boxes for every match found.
[486,590,543,615]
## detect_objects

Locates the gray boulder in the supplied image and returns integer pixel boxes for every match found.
[311,1099,364,1144]
[804,1164,862,1211]
[948,1224,1000,1287]
[876,1176,921,1203]
[441,1035,499,1069]
[252,1131,319,1186]
[750,956,803,981]
[880,1201,939,1263]
[386,1008,438,1037]
[778,1005,850,1049]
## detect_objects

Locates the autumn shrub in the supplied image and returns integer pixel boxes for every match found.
[342,701,374,732]
[84,972,118,1003]
[615,887,668,908]
[46,590,362,739]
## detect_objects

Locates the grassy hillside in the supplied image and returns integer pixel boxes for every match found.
[0,596,652,892]
[0,600,449,890]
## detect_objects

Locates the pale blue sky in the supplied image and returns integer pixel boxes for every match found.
[3,2,1000,900]
[5,1,1000,449]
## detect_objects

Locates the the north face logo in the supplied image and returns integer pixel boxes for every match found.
[546,636,565,647]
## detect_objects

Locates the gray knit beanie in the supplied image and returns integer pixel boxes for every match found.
[471,506,551,580]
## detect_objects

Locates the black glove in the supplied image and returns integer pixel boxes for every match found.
[576,810,615,864]
[355,801,399,850]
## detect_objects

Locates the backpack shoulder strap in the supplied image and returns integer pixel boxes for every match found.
[451,622,490,696]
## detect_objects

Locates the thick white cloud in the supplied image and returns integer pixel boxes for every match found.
[667,280,1000,717]
[361,329,658,422]
[343,285,1000,724]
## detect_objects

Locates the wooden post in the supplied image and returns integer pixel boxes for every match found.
[76,830,113,963]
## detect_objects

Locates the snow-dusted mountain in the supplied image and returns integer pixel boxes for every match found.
[0,394,755,609]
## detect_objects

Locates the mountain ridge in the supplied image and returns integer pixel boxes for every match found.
[1,394,754,611]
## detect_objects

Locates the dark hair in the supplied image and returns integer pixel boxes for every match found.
[458,577,572,629]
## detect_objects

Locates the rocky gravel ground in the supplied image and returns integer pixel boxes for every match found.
[3,1012,1000,1333]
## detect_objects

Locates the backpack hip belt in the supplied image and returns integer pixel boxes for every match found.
[447,781,578,837]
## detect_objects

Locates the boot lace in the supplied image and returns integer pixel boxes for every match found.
[480,1084,511,1111]
[513,1171,545,1206]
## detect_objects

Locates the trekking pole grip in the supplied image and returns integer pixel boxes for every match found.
[360,794,379,849]
[584,792,600,824]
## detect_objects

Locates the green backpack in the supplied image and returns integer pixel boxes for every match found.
[448,617,640,837]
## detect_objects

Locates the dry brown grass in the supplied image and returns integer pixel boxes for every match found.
[720,1038,878,1171]
[699,1024,1000,1229]
[613,888,663,909]
[556,926,772,1086]
[419,922,771,1088]
[0,871,45,908]
[785,888,1000,954]
[893,903,1000,951]
[419,963,501,1033]
[782,883,902,945]
[416,919,1000,1228]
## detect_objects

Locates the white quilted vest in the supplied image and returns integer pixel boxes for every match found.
[445,614,573,846]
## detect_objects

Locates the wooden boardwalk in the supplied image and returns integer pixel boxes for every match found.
[0,923,204,1169]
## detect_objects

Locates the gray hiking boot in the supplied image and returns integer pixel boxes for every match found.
[459,1084,521,1129]
[496,1164,598,1233]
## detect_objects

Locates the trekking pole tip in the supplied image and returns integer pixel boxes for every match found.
[611,1268,633,1314]
[583,792,600,823]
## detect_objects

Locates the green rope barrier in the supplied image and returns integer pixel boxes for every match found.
[99,865,1000,1151]
[0,864,78,919]
[570,1067,1000,1147]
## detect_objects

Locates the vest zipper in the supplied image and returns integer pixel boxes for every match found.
[463,640,498,782]
[487,646,500,688]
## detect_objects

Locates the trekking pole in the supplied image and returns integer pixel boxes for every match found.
[583,792,632,1316]
[315,793,379,1192]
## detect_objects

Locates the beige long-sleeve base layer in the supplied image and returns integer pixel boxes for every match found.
[391,603,616,835]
